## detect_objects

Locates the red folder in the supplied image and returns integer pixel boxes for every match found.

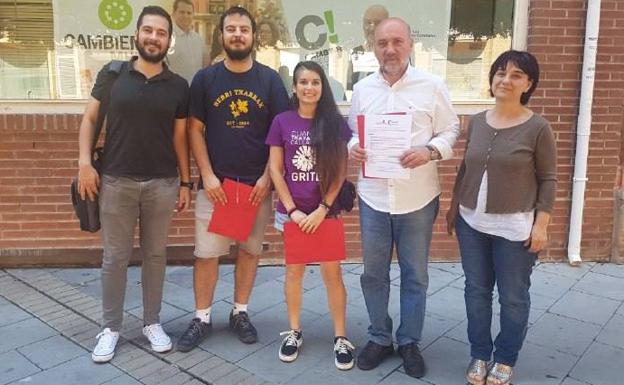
[207,178,259,242]
[283,218,346,264]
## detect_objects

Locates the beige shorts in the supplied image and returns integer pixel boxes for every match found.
[194,189,272,258]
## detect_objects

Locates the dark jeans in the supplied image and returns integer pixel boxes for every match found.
[455,215,537,366]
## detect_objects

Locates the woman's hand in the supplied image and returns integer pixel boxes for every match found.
[524,211,551,253]
[298,207,326,234]
[446,199,458,235]
[289,210,307,225]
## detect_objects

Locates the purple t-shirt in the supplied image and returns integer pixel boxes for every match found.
[266,110,352,214]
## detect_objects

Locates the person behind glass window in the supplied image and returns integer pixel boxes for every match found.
[347,4,388,90]
[167,0,209,83]
[447,50,556,385]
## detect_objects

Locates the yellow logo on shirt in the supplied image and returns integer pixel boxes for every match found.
[229,99,249,118]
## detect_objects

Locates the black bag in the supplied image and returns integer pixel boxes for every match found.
[335,180,357,212]
[71,61,124,232]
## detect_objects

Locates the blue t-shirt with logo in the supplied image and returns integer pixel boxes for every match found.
[189,61,289,187]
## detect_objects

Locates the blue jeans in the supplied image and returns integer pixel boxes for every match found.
[455,215,537,366]
[359,197,439,346]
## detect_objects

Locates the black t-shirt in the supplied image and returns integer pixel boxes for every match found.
[189,61,289,186]
[91,58,189,179]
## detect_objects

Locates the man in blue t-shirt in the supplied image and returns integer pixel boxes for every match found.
[178,6,289,352]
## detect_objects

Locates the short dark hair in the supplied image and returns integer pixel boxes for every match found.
[173,0,193,12]
[489,50,540,105]
[137,6,173,37]
[219,6,256,34]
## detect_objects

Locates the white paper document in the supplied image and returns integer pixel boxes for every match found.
[359,114,412,179]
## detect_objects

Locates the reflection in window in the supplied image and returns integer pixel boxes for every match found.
[0,0,516,101]
[0,0,54,99]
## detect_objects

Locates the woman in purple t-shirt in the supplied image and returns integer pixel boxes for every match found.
[266,61,354,370]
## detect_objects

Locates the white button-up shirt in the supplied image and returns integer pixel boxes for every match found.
[348,66,460,214]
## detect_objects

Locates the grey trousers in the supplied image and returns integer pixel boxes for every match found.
[99,174,178,331]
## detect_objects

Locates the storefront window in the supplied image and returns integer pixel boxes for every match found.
[0,0,516,101]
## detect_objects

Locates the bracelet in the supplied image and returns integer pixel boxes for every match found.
[319,201,331,211]
[287,207,297,217]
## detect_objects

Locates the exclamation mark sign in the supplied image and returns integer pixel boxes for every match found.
[324,10,338,44]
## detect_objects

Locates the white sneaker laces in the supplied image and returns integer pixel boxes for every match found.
[335,337,354,354]
[279,330,301,347]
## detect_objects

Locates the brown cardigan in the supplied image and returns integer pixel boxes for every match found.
[452,111,557,214]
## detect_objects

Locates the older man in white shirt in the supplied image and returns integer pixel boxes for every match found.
[348,17,459,378]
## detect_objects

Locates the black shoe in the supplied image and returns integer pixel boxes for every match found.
[356,340,394,370]
[229,311,258,344]
[278,329,303,362]
[334,336,355,370]
[177,318,211,352]
[398,342,425,378]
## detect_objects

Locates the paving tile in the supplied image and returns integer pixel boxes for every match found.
[596,314,624,350]
[288,366,358,385]
[419,312,462,349]
[535,262,593,279]
[16,355,123,385]
[224,279,287,314]
[415,336,469,385]
[0,350,40,385]
[529,270,578,299]
[570,342,624,385]
[378,370,429,384]
[550,290,620,325]
[305,302,368,344]
[0,302,32,327]
[430,262,464,277]
[560,377,592,385]
[591,263,624,278]
[100,374,144,385]
[525,313,602,356]
[424,286,466,321]
[513,341,578,385]
[0,317,57,354]
[164,266,194,289]
[237,338,326,384]
[222,266,285,287]
[425,267,463,296]
[573,272,624,301]
[160,281,196,312]
[127,302,188,325]
[275,265,325,291]
[51,268,101,287]
[17,335,86,369]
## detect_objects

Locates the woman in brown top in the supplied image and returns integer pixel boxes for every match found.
[447,50,557,385]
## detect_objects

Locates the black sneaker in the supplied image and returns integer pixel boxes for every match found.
[278,330,303,362]
[177,318,211,352]
[229,311,258,344]
[357,340,394,370]
[333,336,355,370]
[398,342,425,378]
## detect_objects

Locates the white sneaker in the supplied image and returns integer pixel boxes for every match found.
[142,323,172,353]
[92,328,119,363]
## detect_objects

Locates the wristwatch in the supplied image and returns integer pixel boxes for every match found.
[426,145,441,161]
[180,181,194,189]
